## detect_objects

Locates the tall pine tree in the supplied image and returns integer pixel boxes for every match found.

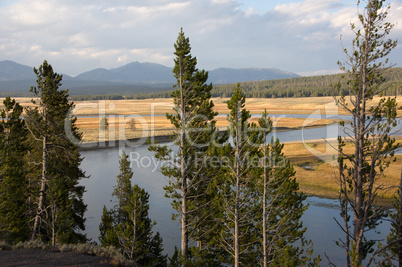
[149,28,219,266]
[334,0,399,265]
[215,84,261,266]
[25,60,87,244]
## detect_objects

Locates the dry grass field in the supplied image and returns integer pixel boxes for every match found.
[2,96,402,199]
[75,116,337,143]
[1,96,342,143]
[70,96,345,116]
[283,141,402,200]
[2,96,401,116]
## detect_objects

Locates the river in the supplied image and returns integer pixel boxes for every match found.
[79,116,396,265]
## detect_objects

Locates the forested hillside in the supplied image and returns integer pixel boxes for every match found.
[111,67,402,100]
[212,67,402,98]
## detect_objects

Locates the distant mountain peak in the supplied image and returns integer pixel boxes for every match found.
[0,60,300,94]
[0,60,35,81]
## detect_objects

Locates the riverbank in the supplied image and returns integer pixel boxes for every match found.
[78,131,402,202]
[75,114,340,143]
[77,121,339,151]
[283,140,402,201]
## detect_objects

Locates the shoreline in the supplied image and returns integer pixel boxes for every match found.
[78,134,172,151]
[78,122,338,151]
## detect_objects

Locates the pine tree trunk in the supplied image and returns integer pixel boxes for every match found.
[51,205,56,245]
[234,172,240,267]
[354,142,364,264]
[180,69,188,267]
[352,83,365,265]
[31,135,47,240]
[399,165,402,267]
[234,201,239,267]
[262,144,268,267]
[355,63,367,264]
[340,160,351,266]
[234,109,240,267]
[181,178,188,267]
[132,206,137,260]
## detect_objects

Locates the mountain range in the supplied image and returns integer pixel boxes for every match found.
[0,60,299,96]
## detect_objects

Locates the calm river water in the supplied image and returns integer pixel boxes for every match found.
[79,118,395,265]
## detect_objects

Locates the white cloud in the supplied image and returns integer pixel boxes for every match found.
[211,0,232,4]
[196,17,234,34]
[389,2,402,30]
[244,7,259,17]
[8,1,57,26]
[68,33,92,47]
[297,69,343,76]
[117,55,128,63]
[29,45,41,52]
[278,0,341,13]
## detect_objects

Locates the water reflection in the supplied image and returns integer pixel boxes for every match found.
[303,196,392,266]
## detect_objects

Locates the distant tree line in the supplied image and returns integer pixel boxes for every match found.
[70,94,124,101]
[0,92,32,97]
[212,67,402,98]
[73,67,401,100]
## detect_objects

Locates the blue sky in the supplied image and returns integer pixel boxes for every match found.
[0,0,401,76]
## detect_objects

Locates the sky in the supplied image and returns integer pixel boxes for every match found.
[0,0,401,77]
